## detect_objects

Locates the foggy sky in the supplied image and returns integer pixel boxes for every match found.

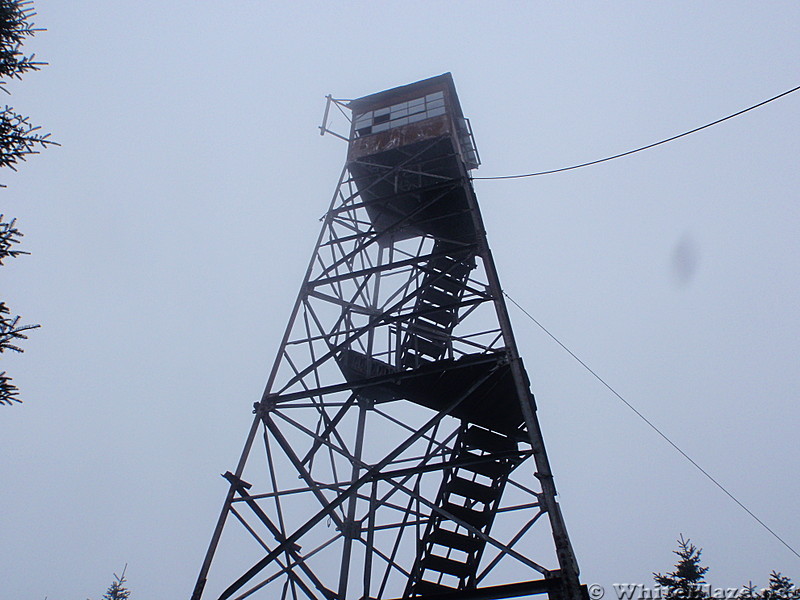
[1,2,798,598]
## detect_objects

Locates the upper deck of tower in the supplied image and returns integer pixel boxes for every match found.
[346,72,479,171]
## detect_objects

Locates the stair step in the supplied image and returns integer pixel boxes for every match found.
[459,454,514,480]
[463,427,518,453]
[420,554,473,578]
[416,314,455,334]
[447,477,499,504]
[418,286,457,307]
[405,335,447,359]
[412,580,457,597]
[408,320,448,337]
[429,529,483,554]
[430,275,465,297]
[416,302,456,328]
[430,256,472,279]
[442,503,490,529]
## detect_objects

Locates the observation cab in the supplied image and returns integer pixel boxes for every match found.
[346,73,480,246]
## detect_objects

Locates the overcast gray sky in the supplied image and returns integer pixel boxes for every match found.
[1,2,799,599]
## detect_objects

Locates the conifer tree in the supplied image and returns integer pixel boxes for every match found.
[0,0,52,406]
[740,583,760,600]
[761,572,800,600]
[653,535,709,599]
[100,565,131,600]
[655,535,799,600]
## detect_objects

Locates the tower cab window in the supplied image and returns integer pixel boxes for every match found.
[353,91,446,138]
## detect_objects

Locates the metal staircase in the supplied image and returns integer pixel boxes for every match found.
[407,425,520,597]
[401,243,475,369]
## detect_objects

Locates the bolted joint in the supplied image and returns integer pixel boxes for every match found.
[254,396,278,416]
[357,394,375,410]
[337,518,362,540]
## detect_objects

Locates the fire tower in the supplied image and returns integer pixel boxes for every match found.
[191,74,586,600]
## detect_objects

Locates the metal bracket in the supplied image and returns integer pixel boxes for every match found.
[319,94,352,142]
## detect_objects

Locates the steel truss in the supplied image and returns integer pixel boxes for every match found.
[192,116,584,600]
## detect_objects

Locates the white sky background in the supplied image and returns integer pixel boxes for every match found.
[1,2,799,598]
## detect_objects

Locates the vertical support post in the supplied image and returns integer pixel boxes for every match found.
[319,94,333,136]
[191,414,262,600]
[336,398,369,598]
[463,176,583,600]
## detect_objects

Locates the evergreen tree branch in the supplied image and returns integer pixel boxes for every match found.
[0,370,19,405]
[0,214,27,263]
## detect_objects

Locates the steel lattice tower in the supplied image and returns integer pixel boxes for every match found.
[191,74,586,600]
